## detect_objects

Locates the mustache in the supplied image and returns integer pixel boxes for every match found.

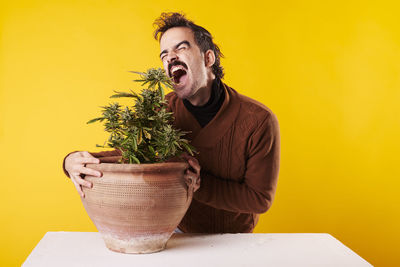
[168,61,188,77]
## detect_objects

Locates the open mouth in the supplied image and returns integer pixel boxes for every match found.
[170,65,188,85]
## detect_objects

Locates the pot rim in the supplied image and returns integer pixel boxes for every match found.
[85,162,189,173]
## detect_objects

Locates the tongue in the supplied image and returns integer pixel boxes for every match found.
[177,73,187,86]
[178,73,187,84]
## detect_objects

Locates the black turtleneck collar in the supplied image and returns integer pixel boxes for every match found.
[182,78,225,128]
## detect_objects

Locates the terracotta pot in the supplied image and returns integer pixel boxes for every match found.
[81,162,192,254]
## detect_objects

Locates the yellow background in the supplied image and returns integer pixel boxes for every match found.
[1,1,399,266]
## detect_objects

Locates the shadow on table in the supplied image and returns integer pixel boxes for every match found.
[166,233,218,251]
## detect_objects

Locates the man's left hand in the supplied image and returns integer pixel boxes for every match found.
[181,153,201,192]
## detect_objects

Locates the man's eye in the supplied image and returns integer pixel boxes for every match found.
[178,46,186,50]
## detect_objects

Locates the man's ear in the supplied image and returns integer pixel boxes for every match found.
[204,49,216,68]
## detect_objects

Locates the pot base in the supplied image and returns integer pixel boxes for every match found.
[82,162,192,254]
[102,232,172,254]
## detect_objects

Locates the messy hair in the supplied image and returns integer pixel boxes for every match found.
[153,12,224,79]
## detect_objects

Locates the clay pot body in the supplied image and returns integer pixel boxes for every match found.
[81,162,191,254]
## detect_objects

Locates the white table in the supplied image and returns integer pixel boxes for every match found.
[23,232,372,267]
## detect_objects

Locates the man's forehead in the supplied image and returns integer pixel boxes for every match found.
[159,27,194,50]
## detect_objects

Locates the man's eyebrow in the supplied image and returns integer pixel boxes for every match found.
[159,41,191,58]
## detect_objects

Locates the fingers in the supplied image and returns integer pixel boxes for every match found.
[82,151,93,157]
[65,151,100,172]
[68,165,101,179]
[71,176,85,198]
[75,157,100,165]
[184,169,201,192]
[180,154,200,173]
[79,166,102,177]
[188,158,200,175]
[73,175,93,189]
[66,152,102,177]
[180,154,201,192]
[66,151,101,198]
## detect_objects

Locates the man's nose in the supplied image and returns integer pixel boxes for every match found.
[166,51,178,64]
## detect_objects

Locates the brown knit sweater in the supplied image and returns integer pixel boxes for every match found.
[63,82,280,233]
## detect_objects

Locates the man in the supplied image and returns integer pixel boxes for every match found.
[63,12,280,233]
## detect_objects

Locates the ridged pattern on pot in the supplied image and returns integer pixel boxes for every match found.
[81,162,191,253]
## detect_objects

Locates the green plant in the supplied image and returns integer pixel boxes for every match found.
[87,68,195,164]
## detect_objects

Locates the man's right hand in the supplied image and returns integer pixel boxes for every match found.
[64,151,102,198]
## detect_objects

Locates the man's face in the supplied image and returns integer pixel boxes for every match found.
[159,27,208,99]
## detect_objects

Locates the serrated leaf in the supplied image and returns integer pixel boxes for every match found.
[137,129,142,145]
[132,136,137,151]
[181,142,194,156]
[161,81,173,89]
[173,141,182,149]
[149,79,157,89]
[148,145,155,155]
[130,155,140,164]
[129,71,145,75]
[87,117,104,124]
[110,91,136,98]
[158,83,165,100]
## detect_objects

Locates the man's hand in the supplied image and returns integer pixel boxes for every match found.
[65,151,102,198]
[181,153,201,192]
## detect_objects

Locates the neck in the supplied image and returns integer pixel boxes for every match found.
[187,73,216,106]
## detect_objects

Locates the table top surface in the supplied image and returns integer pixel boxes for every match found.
[23,232,372,267]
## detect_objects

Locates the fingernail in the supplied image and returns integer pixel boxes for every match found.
[97,172,102,177]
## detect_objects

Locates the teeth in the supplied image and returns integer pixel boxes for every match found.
[171,65,185,75]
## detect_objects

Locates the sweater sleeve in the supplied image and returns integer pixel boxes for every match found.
[62,149,122,178]
[193,113,280,214]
